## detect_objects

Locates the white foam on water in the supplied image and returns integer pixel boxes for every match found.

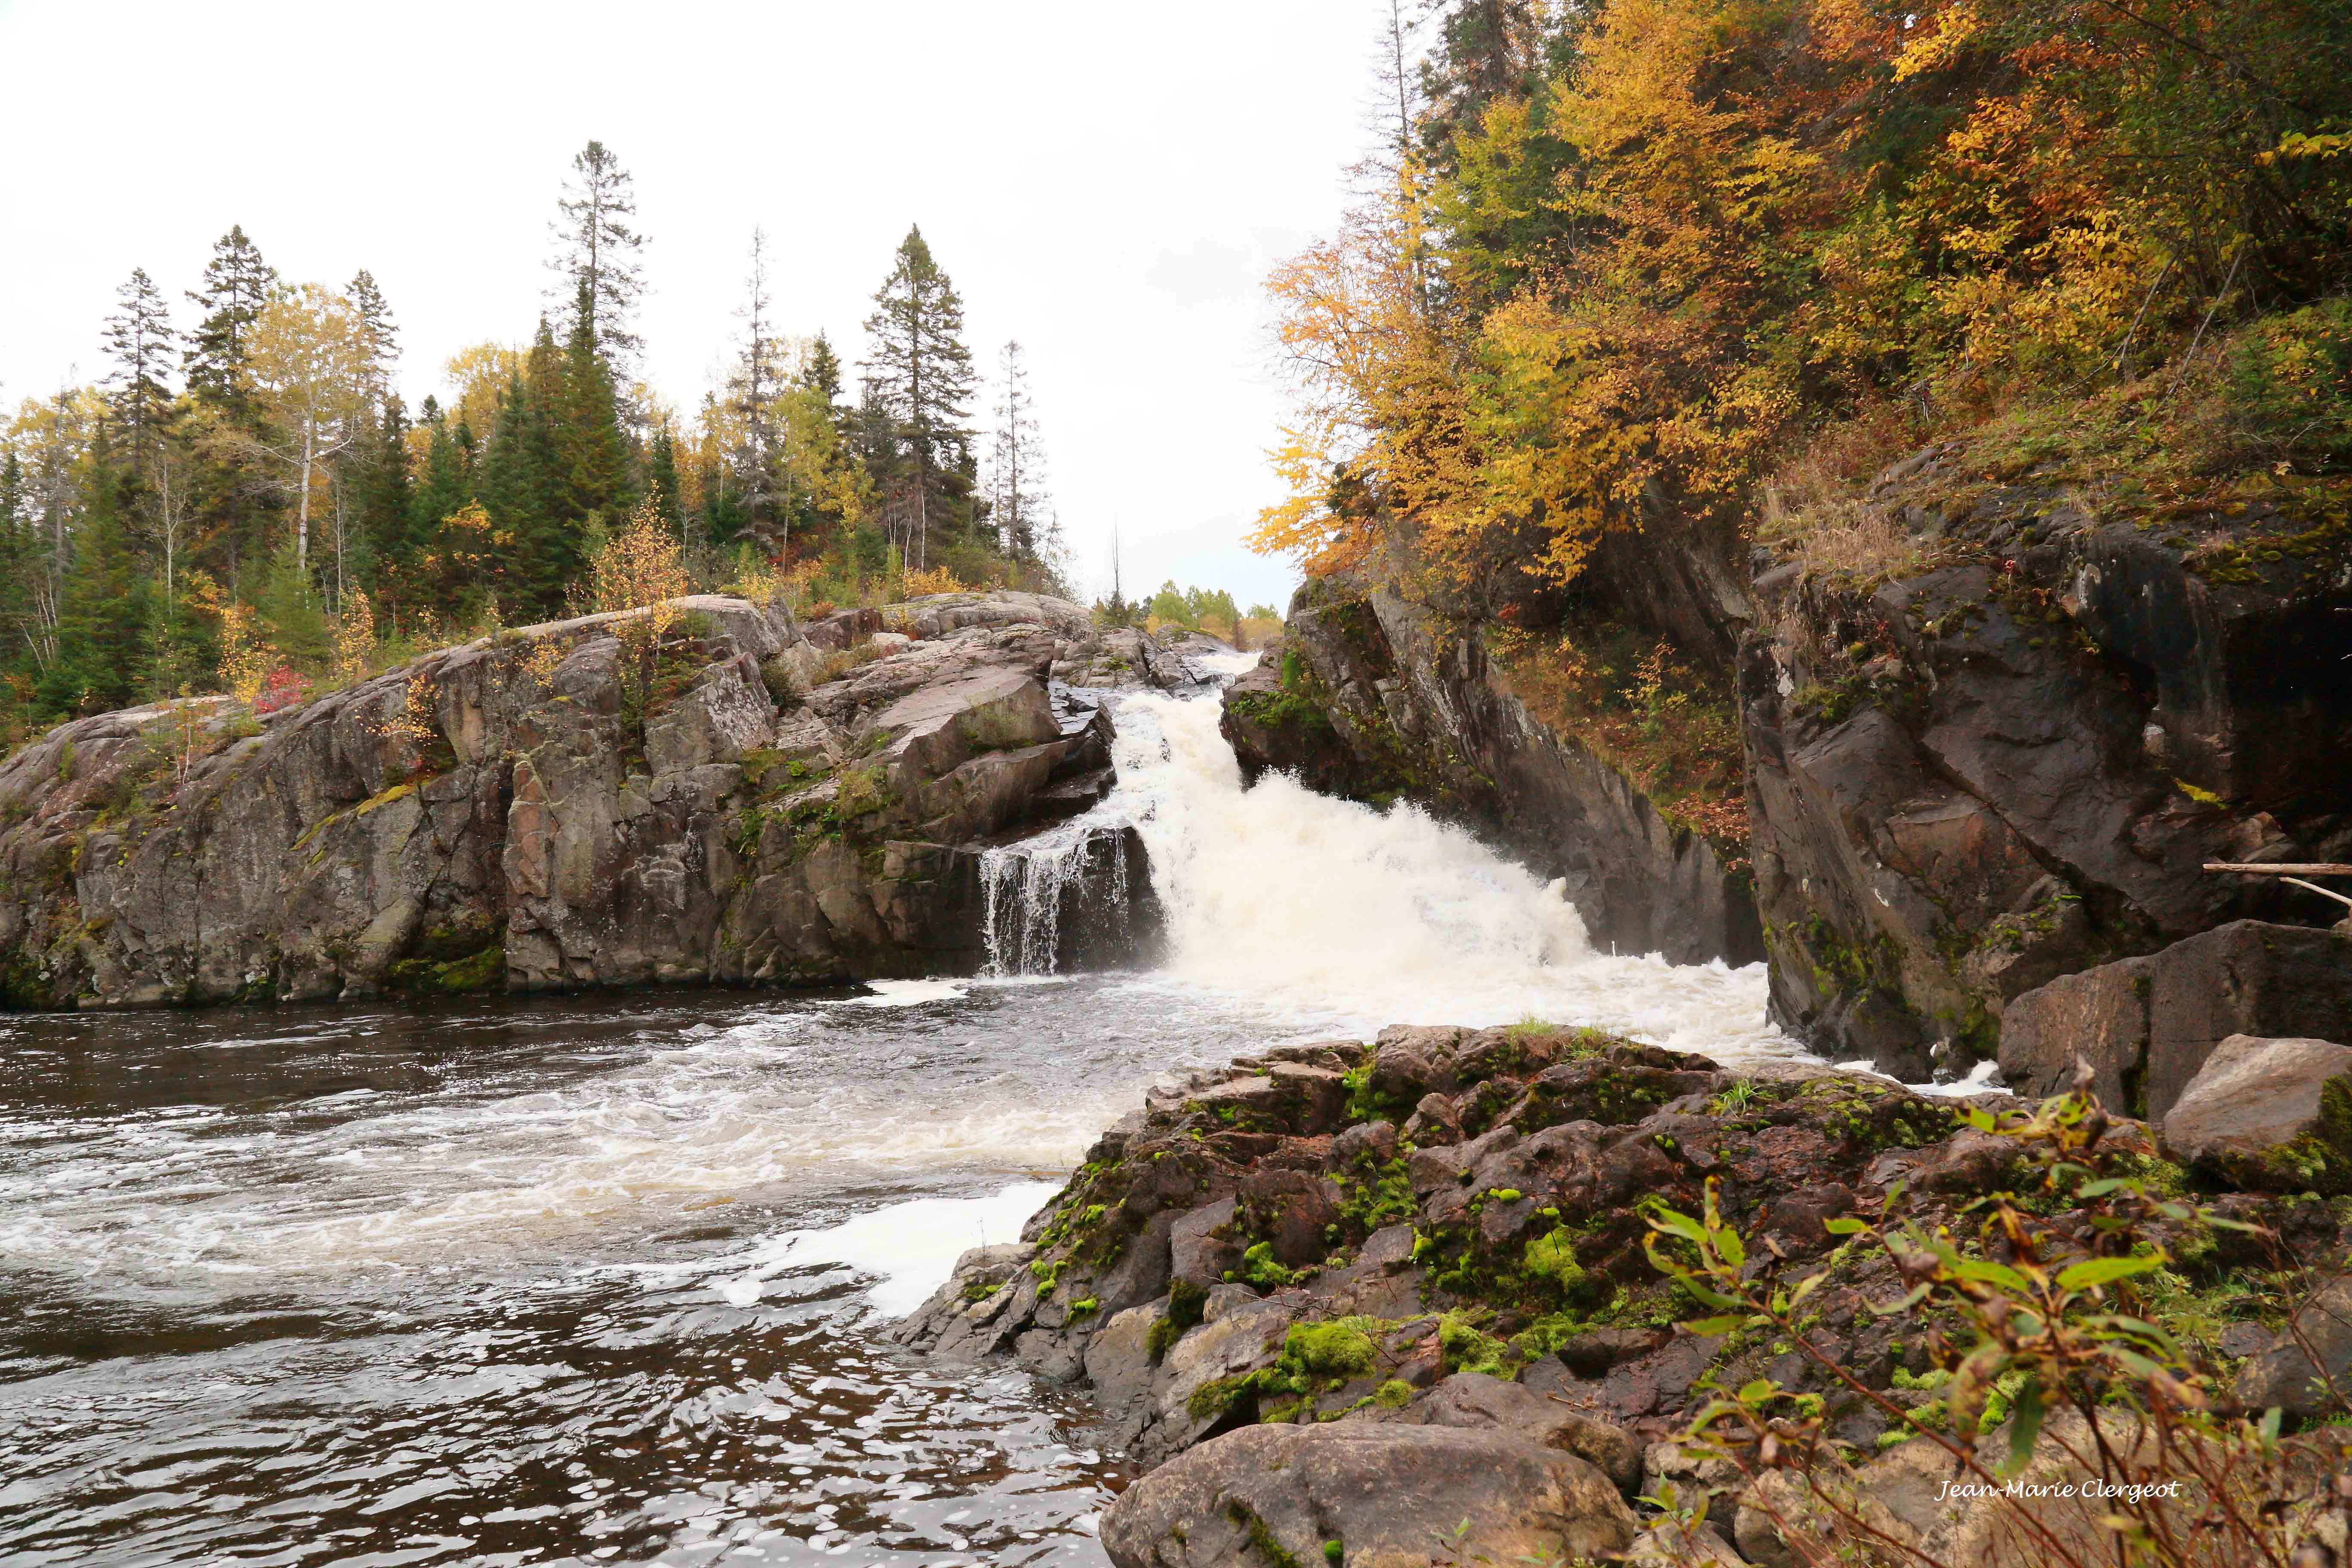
[1094,688,1797,1063]
[710,1182,1060,1315]
[846,979,971,1008]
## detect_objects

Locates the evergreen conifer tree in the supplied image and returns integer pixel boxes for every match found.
[860,226,979,568]
[184,226,278,412]
[37,434,153,717]
[348,269,399,404]
[560,279,634,529]
[352,394,415,573]
[102,268,177,484]
[549,140,647,375]
[646,429,686,541]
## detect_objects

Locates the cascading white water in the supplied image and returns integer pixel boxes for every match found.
[977,821,1132,976]
[1052,659,1792,1058]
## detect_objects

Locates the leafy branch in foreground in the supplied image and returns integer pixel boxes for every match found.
[1640,1066,2352,1567]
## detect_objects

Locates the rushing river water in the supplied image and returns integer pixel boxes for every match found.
[0,665,1800,1566]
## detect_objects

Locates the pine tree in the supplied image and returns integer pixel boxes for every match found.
[352,394,415,572]
[646,428,686,541]
[103,269,177,484]
[860,225,979,569]
[37,433,153,717]
[184,226,278,412]
[727,227,789,553]
[348,269,399,404]
[560,279,634,530]
[987,340,1054,560]
[550,140,647,375]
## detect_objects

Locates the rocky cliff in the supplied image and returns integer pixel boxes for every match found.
[0,590,1175,1009]
[1220,577,1764,967]
[1741,454,2352,1079]
[1227,442,2352,1084]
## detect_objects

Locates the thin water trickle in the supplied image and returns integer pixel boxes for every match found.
[0,662,1801,1565]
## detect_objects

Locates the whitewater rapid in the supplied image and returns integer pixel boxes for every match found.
[0,660,1810,1566]
[1071,670,1792,1059]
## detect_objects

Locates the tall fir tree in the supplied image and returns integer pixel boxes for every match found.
[183,226,277,412]
[102,268,177,485]
[351,393,415,573]
[986,340,1054,561]
[860,225,978,567]
[560,279,634,529]
[727,227,789,553]
[476,323,574,616]
[549,140,647,376]
[348,269,399,404]
[37,432,153,717]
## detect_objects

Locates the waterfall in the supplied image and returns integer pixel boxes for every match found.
[978,821,1139,976]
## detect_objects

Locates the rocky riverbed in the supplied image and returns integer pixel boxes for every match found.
[897,1019,2352,1566]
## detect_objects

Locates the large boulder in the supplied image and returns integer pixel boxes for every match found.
[2162,1034,2352,1193]
[2234,1275,2352,1418]
[1099,1422,1638,1568]
[2000,922,2352,1119]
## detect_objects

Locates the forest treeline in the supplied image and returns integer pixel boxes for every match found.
[0,144,1074,737]
[1256,0,2352,600]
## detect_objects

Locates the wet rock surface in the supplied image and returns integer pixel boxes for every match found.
[0,591,1177,1007]
[896,1014,2352,1564]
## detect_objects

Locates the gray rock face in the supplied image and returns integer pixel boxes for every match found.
[0,591,1174,1008]
[2164,1035,2352,1193]
[1999,921,2352,1118]
[2236,1276,2352,1417]
[1220,577,1763,967]
[1742,460,2352,1078]
[1099,1422,1638,1568]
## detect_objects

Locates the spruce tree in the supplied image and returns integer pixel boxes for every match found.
[410,398,471,542]
[348,269,400,404]
[37,434,154,717]
[987,340,1054,561]
[727,228,789,553]
[184,226,277,412]
[549,140,647,374]
[103,269,177,484]
[476,325,574,616]
[646,428,686,541]
[352,394,415,573]
[560,279,634,529]
[860,225,978,567]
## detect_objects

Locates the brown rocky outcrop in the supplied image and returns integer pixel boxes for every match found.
[0,591,1171,1008]
[1740,459,2352,1078]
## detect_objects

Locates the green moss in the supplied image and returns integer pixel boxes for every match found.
[1372,1378,1414,1408]
[1236,1241,1297,1290]
[1148,1278,1209,1362]
[1284,1321,1376,1378]
[1438,1314,1513,1378]
[1225,1501,1304,1568]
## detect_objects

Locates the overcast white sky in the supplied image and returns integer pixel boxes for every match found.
[0,0,1404,611]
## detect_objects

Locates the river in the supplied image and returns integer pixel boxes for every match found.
[0,665,1797,1566]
